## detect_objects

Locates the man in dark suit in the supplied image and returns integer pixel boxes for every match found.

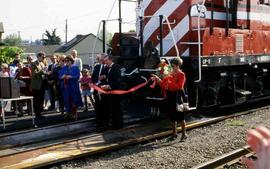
[92,53,109,127]
[47,55,58,110]
[30,52,47,119]
[101,54,123,129]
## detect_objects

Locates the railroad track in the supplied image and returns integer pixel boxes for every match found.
[0,104,269,169]
[191,146,255,169]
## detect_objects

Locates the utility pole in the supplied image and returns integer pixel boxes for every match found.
[65,19,68,44]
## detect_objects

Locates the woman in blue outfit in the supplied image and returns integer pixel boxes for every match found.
[59,55,83,120]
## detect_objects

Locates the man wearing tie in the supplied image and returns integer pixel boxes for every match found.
[101,54,123,129]
[92,53,108,127]
[47,55,58,110]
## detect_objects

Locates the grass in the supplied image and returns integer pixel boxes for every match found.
[226,119,245,126]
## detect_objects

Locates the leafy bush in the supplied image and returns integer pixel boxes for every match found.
[0,46,24,64]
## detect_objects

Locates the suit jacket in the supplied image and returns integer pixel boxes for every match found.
[106,63,122,90]
[30,60,46,90]
[47,63,56,82]
[92,63,108,85]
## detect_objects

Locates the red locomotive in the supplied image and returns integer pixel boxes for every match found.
[98,0,270,109]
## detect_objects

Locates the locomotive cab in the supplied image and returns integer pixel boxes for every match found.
[94,0,270,112]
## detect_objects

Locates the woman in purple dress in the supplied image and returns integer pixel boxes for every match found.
[59,55,83,120]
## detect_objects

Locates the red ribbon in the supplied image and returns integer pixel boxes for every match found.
[150,78,166,98]
[90,79,153,95]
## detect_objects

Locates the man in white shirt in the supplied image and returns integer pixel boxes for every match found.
[71,49,82,71]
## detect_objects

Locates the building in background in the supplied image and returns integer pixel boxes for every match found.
[21,44,60,63]
[55,33,106,68]
[20,45,60,57]
[22,44,60,57]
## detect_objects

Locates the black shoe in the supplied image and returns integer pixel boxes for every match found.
[180,135,187,142]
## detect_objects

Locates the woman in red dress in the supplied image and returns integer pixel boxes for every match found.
[152,57,188,141]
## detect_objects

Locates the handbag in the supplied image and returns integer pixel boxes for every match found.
[176,90,189,112]
[176,102,184,112]
[176,90,184,112]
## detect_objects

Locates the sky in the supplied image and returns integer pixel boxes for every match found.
[0,0,137,42]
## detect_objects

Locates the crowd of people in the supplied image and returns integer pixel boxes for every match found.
[0,50,125,128]
[0,51,189,136]
[0,50,87,121]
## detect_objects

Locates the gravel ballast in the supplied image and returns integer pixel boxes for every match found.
[50,107,270,169]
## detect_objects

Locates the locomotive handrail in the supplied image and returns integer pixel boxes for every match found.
[140,76,148,82]
[164,16,179,57]
[121,68,139,76]
[91,0,118,60]
[121,68,158,77]
[91,18,122,66]
[141,15,179,57]
[91,20,103,62]
[192,1,206,83]
[195,10,202,83]
[138,68,158,72]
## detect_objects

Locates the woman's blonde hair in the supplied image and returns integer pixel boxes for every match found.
[1,63,9,69]
[58,55,66,61]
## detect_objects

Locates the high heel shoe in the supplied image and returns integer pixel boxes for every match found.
[180,135,187,142]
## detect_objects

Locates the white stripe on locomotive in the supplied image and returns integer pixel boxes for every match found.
[156,15,189,56]
[237,11,270,24]
[143,0,184,44]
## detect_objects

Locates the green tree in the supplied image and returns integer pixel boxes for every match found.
[42,29,61,45]
[3,34,22,46]
[0,46,24,64]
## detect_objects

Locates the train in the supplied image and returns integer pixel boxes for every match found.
[96,0,270,110]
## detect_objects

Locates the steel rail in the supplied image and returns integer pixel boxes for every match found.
[191,146,254,169]
[0,104,269,169]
